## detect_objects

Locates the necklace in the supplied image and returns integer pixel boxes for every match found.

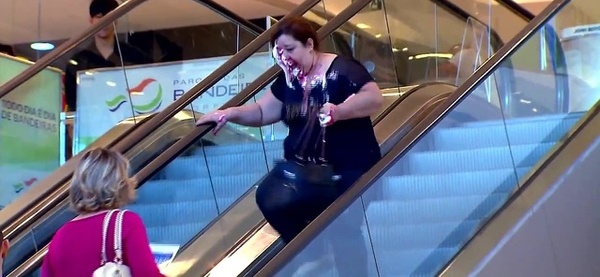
[299,53,321,116]
[300,53,319,88]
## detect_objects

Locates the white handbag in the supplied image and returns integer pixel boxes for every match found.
[92,210,132,277]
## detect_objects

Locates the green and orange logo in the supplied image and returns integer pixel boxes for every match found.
[106,78,163,114]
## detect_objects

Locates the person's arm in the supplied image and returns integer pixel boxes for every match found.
[319,57,383,124]
[226,89,282,126]
[327,81,383,121]
[195,84,284,134]
[122,213,165,277]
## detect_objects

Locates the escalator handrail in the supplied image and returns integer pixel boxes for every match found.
[495,0,536,20]
[200,0,264,35]
[372,82,451,126]
[255,0,572,275]
[6,0,375,275]
[0,0,318,242]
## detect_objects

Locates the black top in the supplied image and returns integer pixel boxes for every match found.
[271,55,381,172]
[64,42,151,111]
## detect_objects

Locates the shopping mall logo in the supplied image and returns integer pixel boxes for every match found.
[13,177,38,194]
[105,78,163,114]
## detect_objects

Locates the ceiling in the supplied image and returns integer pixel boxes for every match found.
[0,0,289,45]
[0,0,554,45]
[0,0,566,59]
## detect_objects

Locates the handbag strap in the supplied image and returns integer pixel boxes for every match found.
[100,209,127,265]
[100,210,118,265]
[113,210,127,264]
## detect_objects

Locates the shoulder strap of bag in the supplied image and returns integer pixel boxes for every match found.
[113,210,128,265]
[100,210,118,265]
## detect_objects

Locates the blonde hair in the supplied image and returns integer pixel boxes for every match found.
[70,148,136,214]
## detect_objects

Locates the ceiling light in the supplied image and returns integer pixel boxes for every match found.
[30,42,54,51]
[414,53,453,59]
[356,23,371,29]
[392,48,399,52]
[402,47,408,52]
[69,60,78,65]
[375,34,382,38]
[106,81,116,87]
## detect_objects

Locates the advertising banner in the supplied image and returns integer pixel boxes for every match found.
[0,54,62,209]
[75,52,275,153]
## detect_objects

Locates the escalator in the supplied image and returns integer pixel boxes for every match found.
[252,0,600,276]
[0,0,542,276]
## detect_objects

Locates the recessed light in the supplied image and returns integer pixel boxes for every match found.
[30,42,54,51]
[402,47,408,51]
[414,53,453,59]
[375,34,382,38]
[357,23,371,29]
[106,81,116,87]
[69,60,78,65]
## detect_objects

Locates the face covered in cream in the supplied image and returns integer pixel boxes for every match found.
[272,34,316,88]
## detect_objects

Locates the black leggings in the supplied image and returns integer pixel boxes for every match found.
[256,170,367,276]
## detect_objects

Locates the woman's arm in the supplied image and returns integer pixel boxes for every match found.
[195,89,283,134]
[321,81,383,122]
[226,89,283,126]
[122,213,165,277]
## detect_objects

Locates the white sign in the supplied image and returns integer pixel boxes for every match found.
[149,243,180,270]
[561,24,600,40]
[75,53,273,152]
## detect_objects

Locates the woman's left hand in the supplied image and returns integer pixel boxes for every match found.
[319,103,337,127]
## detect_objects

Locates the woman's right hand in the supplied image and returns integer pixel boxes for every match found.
[195,109,231,135]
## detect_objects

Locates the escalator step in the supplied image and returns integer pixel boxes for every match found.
[146,221,211,246]
[163,149,280,179]
[365,193,507,226]
[366,220,480,250]
[371,247,459,276]
[379,167,530,201]
[433,113,580,151]
[409,142,554,174]
[127,200,218,227]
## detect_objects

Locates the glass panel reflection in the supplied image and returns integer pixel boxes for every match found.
[275,0,600,276]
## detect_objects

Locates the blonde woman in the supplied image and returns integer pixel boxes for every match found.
[41,148,163,276]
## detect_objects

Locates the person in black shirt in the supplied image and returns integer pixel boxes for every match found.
[195,17,383,276]
[64,0,151,111]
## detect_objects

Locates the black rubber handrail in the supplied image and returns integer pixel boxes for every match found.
[495,0,535,20]
[254,0,571,275]
[0,0,318,246]
[200,0,264,35]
